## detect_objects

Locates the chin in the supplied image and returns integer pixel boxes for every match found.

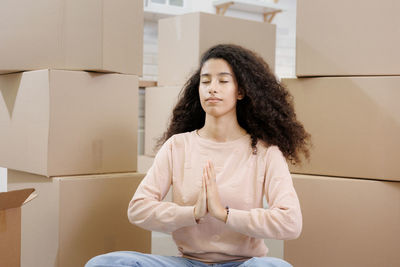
[206,110,234,119]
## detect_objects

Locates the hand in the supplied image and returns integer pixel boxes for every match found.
[204,160,227,223]
[194,172,207,222]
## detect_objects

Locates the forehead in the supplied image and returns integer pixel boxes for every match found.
[200,58,233,75]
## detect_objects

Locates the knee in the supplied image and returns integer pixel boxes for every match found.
[85,251,140,267]
[246,257,293,267]
[85,254,107,267]
[85,253,114,267]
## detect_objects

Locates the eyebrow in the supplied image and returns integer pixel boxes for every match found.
[200,72,233,77]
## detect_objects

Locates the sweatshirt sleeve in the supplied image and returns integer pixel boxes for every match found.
[225,146,303,240]
[127,137,197,233]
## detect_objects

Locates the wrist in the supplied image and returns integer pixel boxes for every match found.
[224,206,229,223]
[216,206,228,223]
[194,206,203,224]
[194,206,199,220]
[223,206,229,223]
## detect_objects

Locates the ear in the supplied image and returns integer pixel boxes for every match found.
[237,89,244,100]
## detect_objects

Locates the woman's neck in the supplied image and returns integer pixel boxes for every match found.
[198,114,247,142]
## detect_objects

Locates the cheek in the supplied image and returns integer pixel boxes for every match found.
[199,85,210,100]
[198,88,207,108]
[198,87,204,99]
[228,87,239,102]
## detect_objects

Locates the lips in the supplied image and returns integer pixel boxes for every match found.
[206,97,222,102]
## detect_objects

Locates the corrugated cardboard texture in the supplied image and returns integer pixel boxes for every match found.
[0,71,49,175]
[144,86,182,156]
[0,0,143,75]
[296,0,400,76]
[0,208,21,267]
[0,70,138,176]
[0,189,35,210]
[8,172,60,267]
[0,189,35,267]
[158,12,276,86]
[285,174,400,267]
[284,76,400,181]
[7,170,151,267]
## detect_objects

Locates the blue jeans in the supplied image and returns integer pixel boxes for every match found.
[85,251,293,267]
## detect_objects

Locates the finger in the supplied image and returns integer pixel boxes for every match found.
[207,160,214,178]
[209,161,216,181]
[206,161,211,178]
[206,166,213,190]
[206,162,215,187]
[204,167,213,198]
[204,165,210,185]
[202,174,207,195]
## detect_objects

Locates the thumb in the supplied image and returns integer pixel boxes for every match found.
[202,173,207,201]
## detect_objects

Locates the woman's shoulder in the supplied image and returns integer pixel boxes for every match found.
[164,130,196,147]
[257,142,285,160]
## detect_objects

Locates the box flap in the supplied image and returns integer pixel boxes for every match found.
[0,188,35,210]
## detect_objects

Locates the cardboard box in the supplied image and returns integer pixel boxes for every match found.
[0,167,6,192]
[158,12,276,86]
[296,0,400,76]
[283,76,400,181]
[0,0,143,75]
[0,69,138,177]
[0,188,35,267]
[285,174,400,267]
[145,86,182,156]
[7,170,151,267]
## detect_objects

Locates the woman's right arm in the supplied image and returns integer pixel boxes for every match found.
[127,137,197,233]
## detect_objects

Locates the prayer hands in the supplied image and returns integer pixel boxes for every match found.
[194,170,207,222]
[194,160,228,223]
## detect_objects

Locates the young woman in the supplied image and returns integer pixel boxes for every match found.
[86,44,310,267]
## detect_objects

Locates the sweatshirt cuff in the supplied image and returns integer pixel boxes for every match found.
[175,205,197,227]
[225,208,249,230]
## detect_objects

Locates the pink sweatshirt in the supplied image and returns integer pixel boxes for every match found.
[128,130,302,263]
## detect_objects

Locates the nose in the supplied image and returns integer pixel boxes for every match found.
[208,88,217,94]
[208,80,218,94]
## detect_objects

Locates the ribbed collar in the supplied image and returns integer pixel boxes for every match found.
[191,129,250,148]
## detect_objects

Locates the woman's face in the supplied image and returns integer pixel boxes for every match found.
[198,58,242,118]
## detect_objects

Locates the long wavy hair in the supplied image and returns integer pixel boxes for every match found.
[156,44,311,164]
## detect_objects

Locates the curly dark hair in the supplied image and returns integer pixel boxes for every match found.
[157,44,311,164]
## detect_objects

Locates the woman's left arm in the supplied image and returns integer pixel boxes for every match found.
[225,146,302,240]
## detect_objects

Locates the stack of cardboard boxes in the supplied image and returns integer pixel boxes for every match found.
[0,1,150,266]
[140,12,277,172]
[283,0,400,266]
